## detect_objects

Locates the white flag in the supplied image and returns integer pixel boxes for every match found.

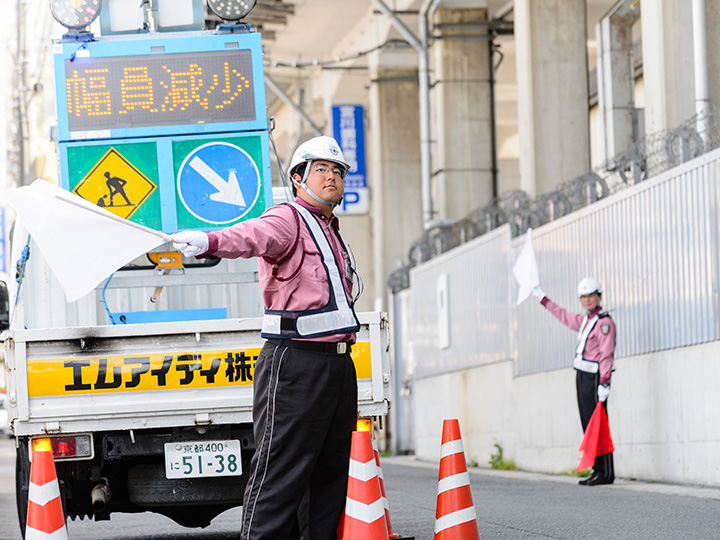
[6,179,172,303]
[512,227,540,305]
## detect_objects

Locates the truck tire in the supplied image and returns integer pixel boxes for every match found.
[15,440,30,539]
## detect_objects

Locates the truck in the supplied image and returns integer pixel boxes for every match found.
[4,3,391,536]
[5,289,389,532]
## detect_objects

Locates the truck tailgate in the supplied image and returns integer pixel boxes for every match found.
[6,312,389,436]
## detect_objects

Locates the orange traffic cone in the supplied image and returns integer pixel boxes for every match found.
[338,431,389,540]
[434,419,480,540]
[26,439,68,540]
[372,438,399,538]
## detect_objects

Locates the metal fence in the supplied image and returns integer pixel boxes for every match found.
[389,107,720,293]
[402,145,720,379]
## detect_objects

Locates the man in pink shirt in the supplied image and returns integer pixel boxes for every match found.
[532,277,616,486]
[173,136,361,539]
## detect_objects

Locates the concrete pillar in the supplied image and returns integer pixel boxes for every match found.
[369,67,423,311]
[640,0,695,133]
[704,0,720,112]
[596,1,641,160]
[430,8,494,221]
[514,0,591,197]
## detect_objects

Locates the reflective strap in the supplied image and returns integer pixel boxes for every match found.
[262,314,281,336]
[337,227,364,303]
[296,310,357,336]
[573,355,599,373]
[575,314,599,357]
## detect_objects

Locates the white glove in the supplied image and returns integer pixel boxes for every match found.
[531,285,546,300]
[598,384,610,402]
[172,230,209,257]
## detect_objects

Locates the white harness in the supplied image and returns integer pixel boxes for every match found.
[261,203,362,339]
[573,313,600,373]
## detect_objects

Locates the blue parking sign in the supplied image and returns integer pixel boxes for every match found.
[332,105,369,215]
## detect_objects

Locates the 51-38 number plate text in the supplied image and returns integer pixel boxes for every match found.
[164,440,242,479]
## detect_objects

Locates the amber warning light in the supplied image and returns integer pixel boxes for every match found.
[356,418,372,432]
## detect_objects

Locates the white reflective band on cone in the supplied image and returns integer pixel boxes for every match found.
[348,457,378,482]
[434,506,478,533]
[344,497,386,524]
[28,480,61,506]
[437,471,471,494]
[25,527,68,540]
[440,439,465,458]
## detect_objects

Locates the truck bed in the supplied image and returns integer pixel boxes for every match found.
[6,312,390,437]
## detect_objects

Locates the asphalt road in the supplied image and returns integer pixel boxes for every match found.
[2,437,720,539]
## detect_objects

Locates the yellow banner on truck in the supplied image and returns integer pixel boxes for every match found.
[27,342,372,397]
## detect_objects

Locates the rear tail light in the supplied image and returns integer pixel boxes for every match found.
[30,434,93,461]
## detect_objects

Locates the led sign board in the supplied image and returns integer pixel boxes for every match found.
[54,31,271,233]
[64,50,256,131]
[53,32,267,141]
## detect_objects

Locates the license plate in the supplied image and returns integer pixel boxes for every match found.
[164,440,242,479]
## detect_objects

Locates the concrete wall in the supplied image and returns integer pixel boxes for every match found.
[413,338,720,487]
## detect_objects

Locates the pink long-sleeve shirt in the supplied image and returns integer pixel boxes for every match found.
[540,297,616,384]
[203,198,356,343]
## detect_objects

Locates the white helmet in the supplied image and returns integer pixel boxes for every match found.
[287,136,351,180]
[577,277,602,298]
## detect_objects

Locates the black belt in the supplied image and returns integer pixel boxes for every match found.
[267,339,352,355]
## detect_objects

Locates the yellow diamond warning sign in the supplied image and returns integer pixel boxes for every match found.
[73,148,157,219]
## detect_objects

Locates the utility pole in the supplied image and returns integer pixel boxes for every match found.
[14,0,28,186]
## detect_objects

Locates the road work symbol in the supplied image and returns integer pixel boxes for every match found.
[177,142,260,225]
[98,172,132,208]
[74,148,157,220]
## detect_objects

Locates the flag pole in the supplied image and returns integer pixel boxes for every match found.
[53,190,174,243]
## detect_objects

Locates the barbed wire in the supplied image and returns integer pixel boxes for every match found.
[388,106,720,294]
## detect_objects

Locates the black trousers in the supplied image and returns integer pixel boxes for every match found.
[240,340,358,540]
[576,370,615,479]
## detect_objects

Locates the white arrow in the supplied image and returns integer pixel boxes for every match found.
[188,156,246,207]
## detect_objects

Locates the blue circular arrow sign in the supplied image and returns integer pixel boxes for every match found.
[177,142,260,225]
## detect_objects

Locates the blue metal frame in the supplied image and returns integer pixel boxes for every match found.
[53,31,267,142]
[114,308,228,324]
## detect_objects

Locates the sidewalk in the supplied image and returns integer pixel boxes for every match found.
[383,454,720,501]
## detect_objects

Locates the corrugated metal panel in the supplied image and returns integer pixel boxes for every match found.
[410,226,513,379]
